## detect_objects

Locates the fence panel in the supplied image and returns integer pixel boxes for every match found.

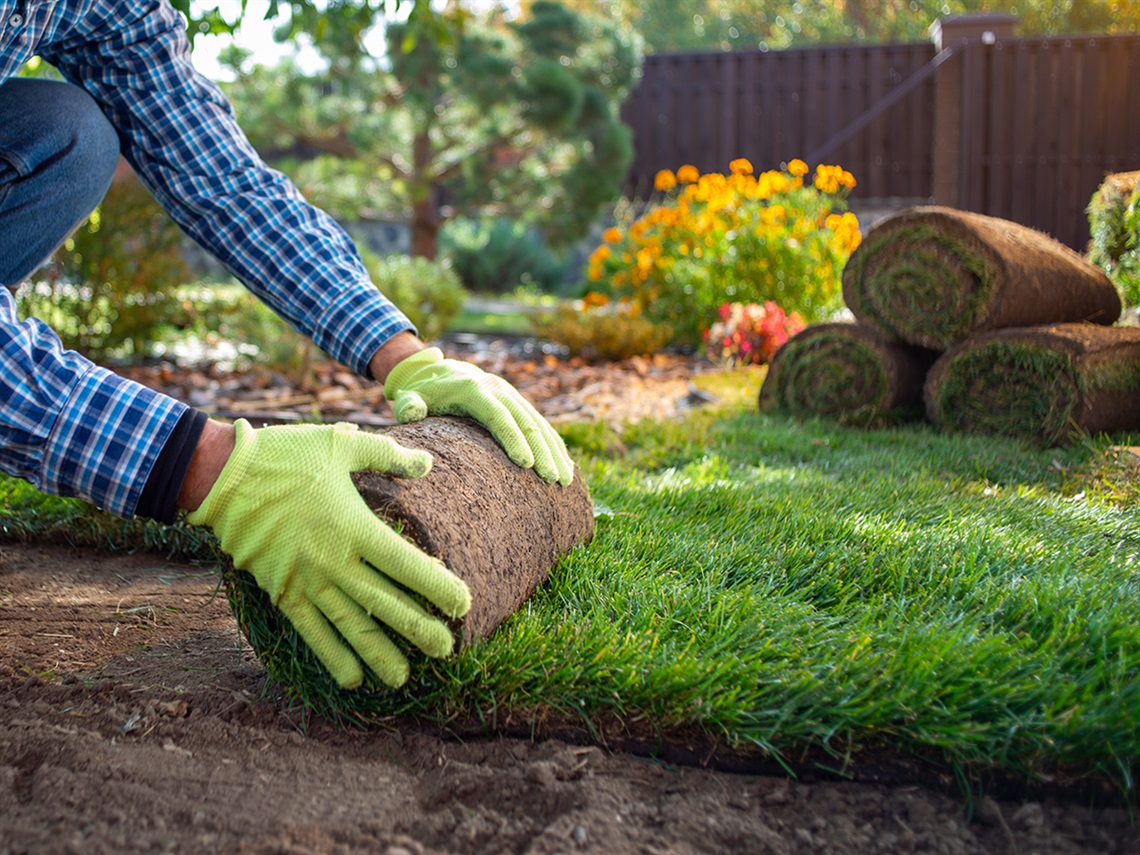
[954,35,1140,247]
[622,44,937,200]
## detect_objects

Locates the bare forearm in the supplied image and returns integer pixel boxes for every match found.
[177,419,236,512]
[368,331,427,385]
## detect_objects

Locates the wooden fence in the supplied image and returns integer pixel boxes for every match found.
[954,35,1140,248]
[621,26,1140,249]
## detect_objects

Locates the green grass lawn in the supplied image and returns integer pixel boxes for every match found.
[3,380,1139,794]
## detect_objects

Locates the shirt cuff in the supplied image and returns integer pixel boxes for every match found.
[312,280,417,377]
[42,365,189,518]
[135,408,208,524]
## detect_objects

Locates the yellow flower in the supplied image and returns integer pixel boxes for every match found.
[729,158,754,175]
[602,227,623,244]
[654,169,677,191]
[787,158,809,177]
[762,204,786,225]
[826,211,862,252]
[676,164,700,184]
[756,170,789,198]
[813,164,857,195]
[814,166,840,194]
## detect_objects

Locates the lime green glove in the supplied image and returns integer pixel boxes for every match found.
[186,419,470,690]
[384,347,574,486]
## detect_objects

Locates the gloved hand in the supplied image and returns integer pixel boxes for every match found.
[384,347,574,486]
[186,419,470,690]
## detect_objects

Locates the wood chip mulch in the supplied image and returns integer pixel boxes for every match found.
[120,341,722,431]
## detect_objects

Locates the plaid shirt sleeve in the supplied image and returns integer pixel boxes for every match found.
[0,0,415,518]
[1,288,188,517]
[37,0,414,374]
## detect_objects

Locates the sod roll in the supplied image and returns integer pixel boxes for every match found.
[842,206,1121,350]
[758,322,938,426]
[225,416,594,715]
[924,323,1140,445]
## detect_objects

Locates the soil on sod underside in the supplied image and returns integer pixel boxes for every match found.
[1,542,1138,854]
[224,417,596,717]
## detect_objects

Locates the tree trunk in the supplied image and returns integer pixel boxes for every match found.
[410,129,439,259]
[353,417,595,643]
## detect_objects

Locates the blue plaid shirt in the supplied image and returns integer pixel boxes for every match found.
[0,0,413,518]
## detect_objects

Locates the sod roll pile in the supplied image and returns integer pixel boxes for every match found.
[759,323,938,425]
[924,323,1140,444]
[225,416,595,718]
[842,206,1121,350]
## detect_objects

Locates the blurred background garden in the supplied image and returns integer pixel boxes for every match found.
[13,0,1139,397]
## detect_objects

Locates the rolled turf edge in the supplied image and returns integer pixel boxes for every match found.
[759,322,938,427]
[225,416,595,722]
[842,206,1121,350]
[924,322,1140,445]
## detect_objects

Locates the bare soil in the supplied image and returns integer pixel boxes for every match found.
[3,351,1139,853]
[3,543,1138,854]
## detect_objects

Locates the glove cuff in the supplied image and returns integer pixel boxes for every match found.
[185,419,256,528]
[384,347,444,400]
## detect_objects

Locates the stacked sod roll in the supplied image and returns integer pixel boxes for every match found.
[841,207,1120,349]
[758,323,937,427]
[761,204,1140,443]
[925,323,1140,445]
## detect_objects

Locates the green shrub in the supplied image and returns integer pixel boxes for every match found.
[586,159,861,346]
[441,217,568,294]
[360,251,467,342]
[18,175,192,361]
[530,296,672,361]
[1088,171,1140,308]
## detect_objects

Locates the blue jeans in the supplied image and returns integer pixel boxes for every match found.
[0,78,120,289]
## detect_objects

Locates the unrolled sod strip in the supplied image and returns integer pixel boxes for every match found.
[759,322,938,426]
[924,323,1140,445]
[842,206,1121,350]
[225,416,595,719]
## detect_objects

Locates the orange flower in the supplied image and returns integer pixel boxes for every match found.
[787,158,809,177]
[729,157,754,175]
[602,227,623,244]
[654,169,677,191]
[676,164,700,184]
[814,164,857,194]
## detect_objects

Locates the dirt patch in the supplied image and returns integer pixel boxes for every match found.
[1,542,1137,853]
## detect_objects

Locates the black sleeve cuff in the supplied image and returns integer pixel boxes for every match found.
[136,408,209,524]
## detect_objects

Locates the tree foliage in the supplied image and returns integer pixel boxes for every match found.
[223,1,641,259]
[530,0,1139,53]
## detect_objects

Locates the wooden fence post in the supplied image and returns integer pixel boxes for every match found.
[928,14,1019,209]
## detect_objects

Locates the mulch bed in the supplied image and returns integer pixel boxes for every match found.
[120,339,722,431]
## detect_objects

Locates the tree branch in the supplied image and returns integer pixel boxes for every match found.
[434,128,529,181]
